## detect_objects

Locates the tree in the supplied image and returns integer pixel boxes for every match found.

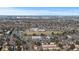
[24,33,27,36]
[50,37,54,41]
[76,40,79,45]
[51,32,54,35]
[0,46,2,51]
[55,39,59,44]
[17,45,22,51]
[22,41,26,44]
[33,33,37,36]
[16,40,22,46]
[34,41,37,45]
[58,43,63,49]
[40,33,45,36]
[47,41,50,44]
[69,44,75,50]
[36,42,42,46]
[62,31,67,35]
[71,38,75,41]
[71,30,76,34]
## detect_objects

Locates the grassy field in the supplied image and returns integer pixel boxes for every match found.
[22,31,64,36]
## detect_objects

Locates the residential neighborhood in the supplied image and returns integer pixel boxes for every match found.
[0,16,79,51]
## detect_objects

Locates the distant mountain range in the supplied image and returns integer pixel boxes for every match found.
[0,15,79,21]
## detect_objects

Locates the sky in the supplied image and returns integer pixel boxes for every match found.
[0,7,79,15]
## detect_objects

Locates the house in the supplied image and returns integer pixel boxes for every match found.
[30,28,38,31]
[38,29,45,32]
[32,36,42,40]
[42,44,60,51]
[30,28,45,32]
[46,36,50,39]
